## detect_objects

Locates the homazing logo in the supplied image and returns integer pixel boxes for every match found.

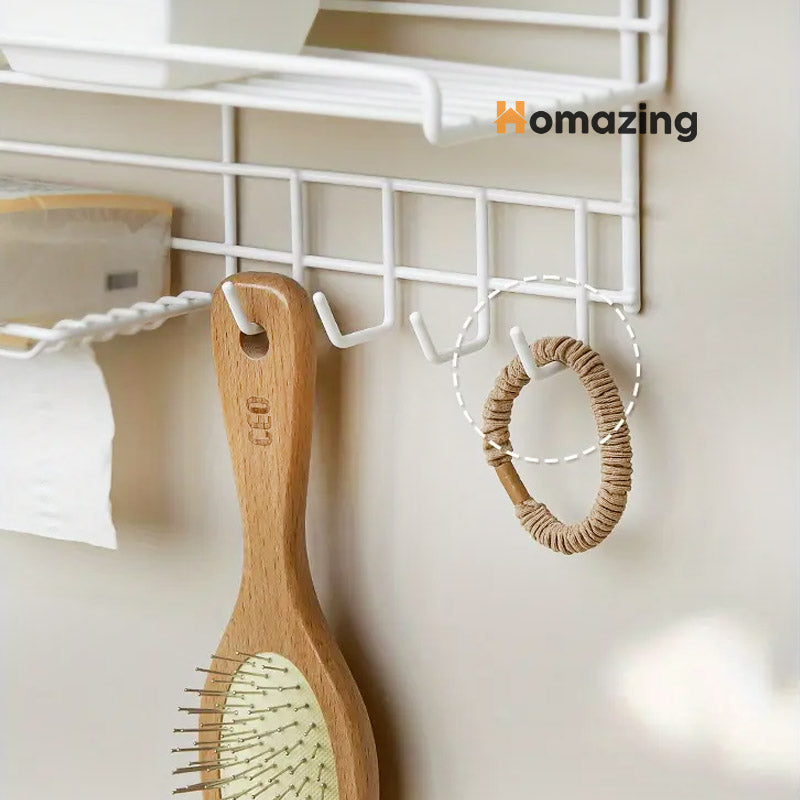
[496,100,698,142]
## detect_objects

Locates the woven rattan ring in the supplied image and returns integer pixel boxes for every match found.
[482,335,633,555]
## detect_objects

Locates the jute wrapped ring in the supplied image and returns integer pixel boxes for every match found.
[482,335,633,555]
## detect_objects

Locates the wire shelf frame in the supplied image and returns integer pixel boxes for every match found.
[0,0,668,363]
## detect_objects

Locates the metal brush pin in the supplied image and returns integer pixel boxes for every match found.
[173,653,335,800]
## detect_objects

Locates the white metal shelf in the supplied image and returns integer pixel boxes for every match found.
[0,1,668,146]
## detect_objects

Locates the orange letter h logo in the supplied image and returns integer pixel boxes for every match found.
[495,100,527,134]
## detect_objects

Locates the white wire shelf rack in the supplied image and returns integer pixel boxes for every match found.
[0,1,669,364]
[0,111,638,362]
[0,0,669,146]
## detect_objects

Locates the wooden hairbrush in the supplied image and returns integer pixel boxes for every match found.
[172,272,379,800]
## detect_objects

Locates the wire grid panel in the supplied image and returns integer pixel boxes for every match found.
[0,101,638,358]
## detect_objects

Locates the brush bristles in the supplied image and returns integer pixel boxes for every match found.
[173,653,337,800]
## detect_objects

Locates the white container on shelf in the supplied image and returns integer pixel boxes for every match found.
[0,0,320,89]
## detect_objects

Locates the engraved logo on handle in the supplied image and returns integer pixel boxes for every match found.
[246,397,272,446]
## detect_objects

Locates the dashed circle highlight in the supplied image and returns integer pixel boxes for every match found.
[451,275,642,465]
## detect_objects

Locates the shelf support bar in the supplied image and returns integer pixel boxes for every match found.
[221,105,239,277]
[289,171,306,285]
[649,0,670,87]
[620,0,641,313]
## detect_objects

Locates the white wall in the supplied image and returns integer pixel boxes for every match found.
[1,2,798,799]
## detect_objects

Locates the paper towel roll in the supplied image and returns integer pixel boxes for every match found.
[0,345,116,548]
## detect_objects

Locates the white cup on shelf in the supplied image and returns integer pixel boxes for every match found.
[0,0,320,89]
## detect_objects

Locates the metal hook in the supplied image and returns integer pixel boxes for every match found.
[510,325,567,380]
[409,189,490,364]
[222,280,264,336]
[312,180,397,348]
[510,293,589,379]
[511,201,590,379]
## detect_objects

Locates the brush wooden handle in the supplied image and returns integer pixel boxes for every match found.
[207,272,378,800]
[211,272,315,607]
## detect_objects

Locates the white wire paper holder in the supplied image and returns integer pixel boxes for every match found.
[0,292,211,360]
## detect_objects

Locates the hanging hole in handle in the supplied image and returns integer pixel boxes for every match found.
[240,329,269,359]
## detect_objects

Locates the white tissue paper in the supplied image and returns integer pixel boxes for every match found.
[0,345,116,548]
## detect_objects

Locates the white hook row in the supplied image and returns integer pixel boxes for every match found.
[221,195,593,377]
[222,177,400,347]
[215,102,605,368]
